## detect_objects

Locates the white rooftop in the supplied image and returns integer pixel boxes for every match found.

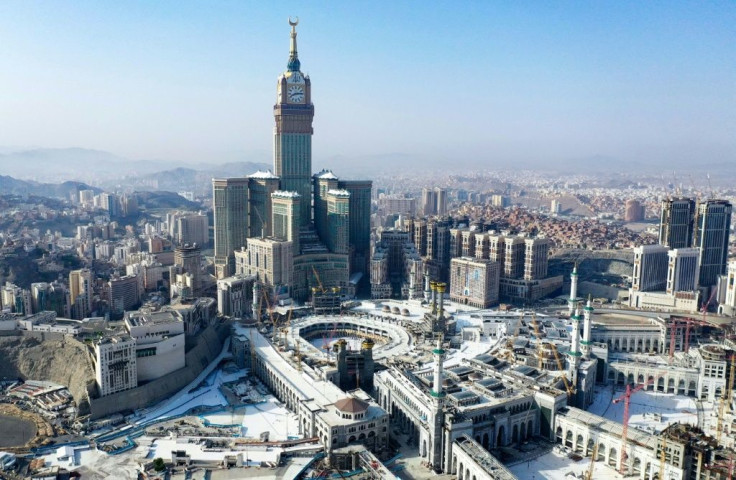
[248,170,279,180]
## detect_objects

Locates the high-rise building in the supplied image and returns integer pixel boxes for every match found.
[449,257,500,308]
[503,237,525,279]
[272,191,301,255]
[718,261,736,316]
[313,171,339,248]
[413,219,428,256]
[694,200,732,287]
[109,274,141,317]
[659,198,695,249]
[213,178,249,278]
[94,336,137,397]
[235,238,294,297]
[624,199,645,222]
[338,179,372,277]
[326,190,350,255]
[631,245,669,292]
[273,20,313,226]
[1,282,31,314]
[422,188,437,216]
[247,170,280,238]
[69,268,93,319]
[551,199,562,214]
[435,188,447,215]
[523,237,550,280]
[174,244,202,295]
[176,214,208,247]
[666,248,700,294]
[217,274,255,318]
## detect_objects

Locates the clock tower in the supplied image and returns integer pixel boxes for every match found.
[274,18,314,227]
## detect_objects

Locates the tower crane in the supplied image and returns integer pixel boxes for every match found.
[548,341,576,398]
[612,372,666,475]
[312,265,326,294]
[530,314,544,369]
[504,314,524,359]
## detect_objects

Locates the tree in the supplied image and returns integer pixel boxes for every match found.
[153,457,165,472]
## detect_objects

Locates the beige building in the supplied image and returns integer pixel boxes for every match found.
[235,238,294,298]
[271,191,301,255]
[523,237,550,280]
[450,257,500,308]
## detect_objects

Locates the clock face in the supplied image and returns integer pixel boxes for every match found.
[287,85,304,103]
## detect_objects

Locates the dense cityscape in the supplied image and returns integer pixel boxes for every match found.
[1,6,735,480]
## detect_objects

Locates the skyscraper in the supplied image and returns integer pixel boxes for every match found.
[247,170,280,238]
[338,179,372,277]
[213,178,249,278]
[272,191,301,255]
[69,268,93,319]
[273,19,314,226]
[177,214,209,247]
[326,189,350,255]
[422,188,437,216]
[694,200,732,287]
[632,245,668,292]
[666,248,700,294]
[659,198,695,248]
[523,237,550,280]
[435,188,447,215]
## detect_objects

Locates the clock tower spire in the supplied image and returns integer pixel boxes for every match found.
[287,17,300,72]
[274,18,313,228]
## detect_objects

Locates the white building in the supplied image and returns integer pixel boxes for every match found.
[666,248,700,294]
[124,310,186,383]
[94,336,137,397]
[217,274,255,318]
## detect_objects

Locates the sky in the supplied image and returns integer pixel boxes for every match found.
[0,1,734,170]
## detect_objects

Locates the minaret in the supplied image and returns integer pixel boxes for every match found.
[431,338,445,402]
[567,264,580,316]
[423,273,431,303]
[429,337,445,472]
[568,308,582,388]
[252,281,261,321]
[581,296,594,359]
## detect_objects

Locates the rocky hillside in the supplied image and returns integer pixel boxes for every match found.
[0,335,95,414]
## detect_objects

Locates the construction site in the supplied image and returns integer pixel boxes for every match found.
[0,274,735,480]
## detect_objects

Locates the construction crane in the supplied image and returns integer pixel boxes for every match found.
[503,314,524,360]
[706,454,735,480]
[312,265,326,294]
[612,372,666,474]
[584,443,598,480]
[529,314,544,369]
[548,342,576,398]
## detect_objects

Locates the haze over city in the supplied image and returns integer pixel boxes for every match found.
[1,1,734,178]
[0,3,735,480]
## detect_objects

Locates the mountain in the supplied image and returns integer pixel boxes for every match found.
[133,191,201,210]
[124,162,272,196]
[0,148,184,184]
[0,175,101,199]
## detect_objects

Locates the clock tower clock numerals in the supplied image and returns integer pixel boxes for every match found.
[287,85,305,103]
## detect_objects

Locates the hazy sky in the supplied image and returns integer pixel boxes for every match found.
[1,1,734,169]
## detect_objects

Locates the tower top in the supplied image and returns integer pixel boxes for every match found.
[287,17,300,72]
[571,263,578,276]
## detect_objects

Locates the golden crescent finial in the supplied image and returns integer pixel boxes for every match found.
[288,17,299,27]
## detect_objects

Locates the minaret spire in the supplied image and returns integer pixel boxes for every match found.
[287,17,300,72]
